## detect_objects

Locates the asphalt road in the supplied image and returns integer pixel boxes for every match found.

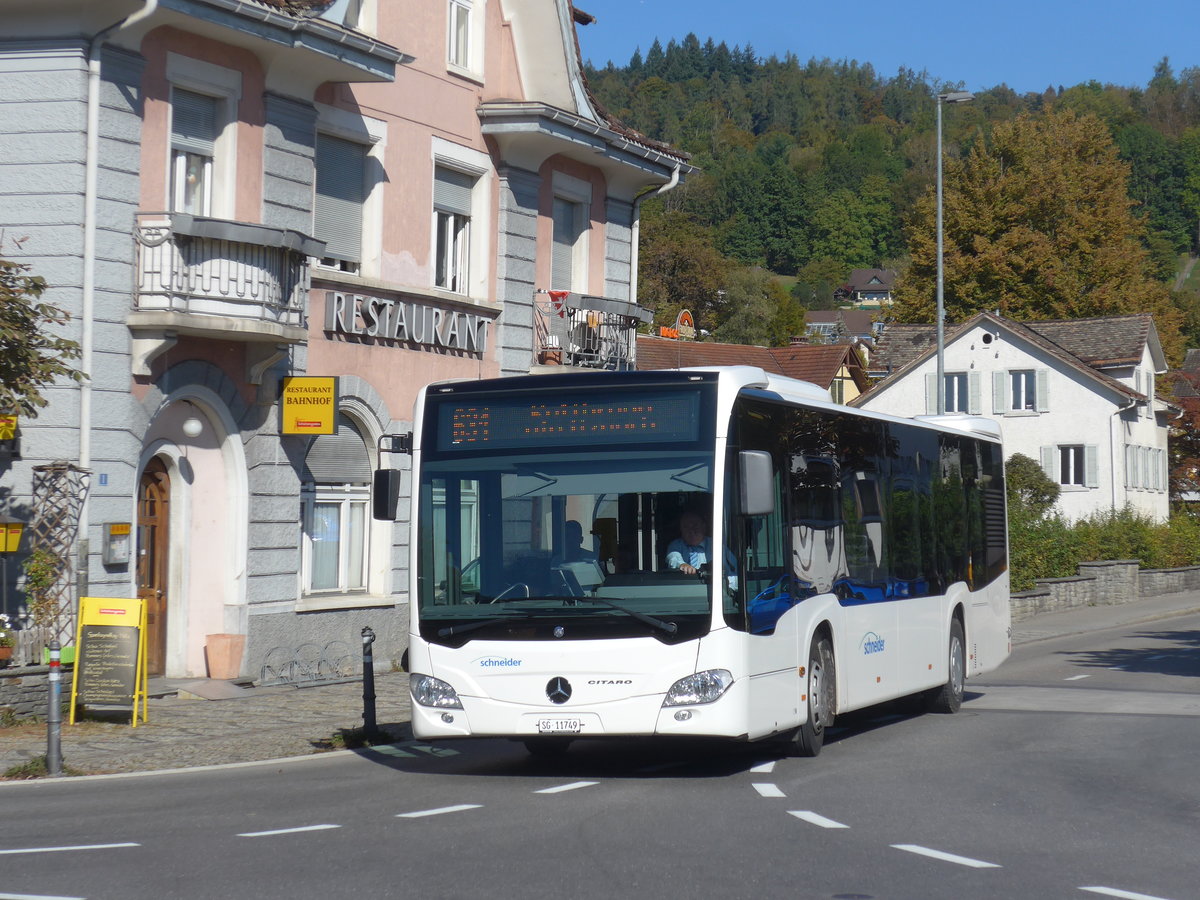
[2,613,1197,900]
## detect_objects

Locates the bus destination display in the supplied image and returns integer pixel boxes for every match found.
[438,390,701,450]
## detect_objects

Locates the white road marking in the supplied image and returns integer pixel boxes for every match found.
[891,844,1000,868]
[1079,887,1173,900]
[1065,674,1091,681]
[237,824,341,837]
[0,843,139,856]
[750,761,776,774]
[396,804,482,818]
[753,783,786,798]
[0,893,87,900]
[788,810,849,829]
[535,781,598,794]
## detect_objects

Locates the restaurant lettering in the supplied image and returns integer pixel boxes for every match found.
[326,292,489,353]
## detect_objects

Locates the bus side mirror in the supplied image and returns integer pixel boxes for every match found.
[372,468,403,521]
[738,450,775,516]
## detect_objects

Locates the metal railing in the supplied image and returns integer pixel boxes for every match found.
[533,291,651,371]
[134,213,320,329]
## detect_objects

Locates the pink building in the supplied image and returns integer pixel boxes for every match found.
[0,0,689,677]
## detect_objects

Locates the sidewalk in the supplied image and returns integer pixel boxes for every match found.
[0,671,413,779]
[2,590,1198,780]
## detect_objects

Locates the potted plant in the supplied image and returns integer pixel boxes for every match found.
[22,546,62,626]
[0,613,15,665]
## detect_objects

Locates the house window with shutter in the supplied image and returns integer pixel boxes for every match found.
[314,134,367,274]
[944,372,969,413]
[434,165,474,293]
[301,414,372,594]
[170,89,219,216]
[1047,444,1097,489]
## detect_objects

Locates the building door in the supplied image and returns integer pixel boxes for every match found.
[137,457,170,677]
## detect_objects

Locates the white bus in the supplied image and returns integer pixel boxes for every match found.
[387,366,1010,756]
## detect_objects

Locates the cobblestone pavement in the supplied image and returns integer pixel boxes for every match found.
[0,672,412,778]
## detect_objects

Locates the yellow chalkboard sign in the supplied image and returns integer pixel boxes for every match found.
[70,597,148,726]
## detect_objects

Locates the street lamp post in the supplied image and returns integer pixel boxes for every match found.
[935,90,974,415]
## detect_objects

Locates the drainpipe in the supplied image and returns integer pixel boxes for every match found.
[629,163,679,307]
[1112,395,1137,511]
[81,0,158,557]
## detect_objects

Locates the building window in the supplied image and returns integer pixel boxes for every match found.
[552,196,586,291]
[830,377,845,404]
[1060,445,1085,486]
[944,372,969,413]
[1010,370,1036,411]
[433,166,474,293]
[447,0,486,76]
[170,89,218,215]
[314,134,367,274]
[302,415,372,594]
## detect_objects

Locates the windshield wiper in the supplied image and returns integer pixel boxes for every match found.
[573,596,678,635]
[437,611,535,638]
[488,594,678,635]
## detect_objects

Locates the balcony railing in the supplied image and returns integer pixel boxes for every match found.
[533,291,652,371]
[134,213,324,332]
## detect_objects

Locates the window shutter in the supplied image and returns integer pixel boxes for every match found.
[171,89,218,155]
[925,373,936,415]
[314,134,366,263]
[992,371,1005,414]
[1036,369,1049,412]
[968,371,982,415]
[434,166,473,216]
[304,415,372,484]
[1084,445,1099,488]
[552,197,582,291]
[1040,446,1054,480]
[1124,445,1132,488]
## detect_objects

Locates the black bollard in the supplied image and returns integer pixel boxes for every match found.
[47,640,62,777]
[361,626,377,739]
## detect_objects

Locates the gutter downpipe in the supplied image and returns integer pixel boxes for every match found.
[81,0,158,566]
[630,163,680,307]
[1112,395,1137,511]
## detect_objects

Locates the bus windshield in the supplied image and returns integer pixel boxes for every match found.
[417,381,720,648]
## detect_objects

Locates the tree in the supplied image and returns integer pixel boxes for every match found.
[0,255,83,417]
[893,110,1184,361]
[636,203,732,330]
[1005,453,1060,520]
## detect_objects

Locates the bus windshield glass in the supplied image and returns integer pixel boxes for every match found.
[417,380,719,646]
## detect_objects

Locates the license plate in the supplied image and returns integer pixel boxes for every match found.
[536,717,583,734]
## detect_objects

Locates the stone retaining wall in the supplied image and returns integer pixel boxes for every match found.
[0,665,70,721]
[1010,560,1200,621]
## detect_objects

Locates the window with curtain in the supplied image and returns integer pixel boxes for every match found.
[302,414,372,593]
[314,133,367,273]
[171,88,219,215]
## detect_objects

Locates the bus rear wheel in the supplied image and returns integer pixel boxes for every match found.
[794,632,835,757]
[926,618,965,714]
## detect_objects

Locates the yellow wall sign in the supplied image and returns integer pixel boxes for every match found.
[70,597,148,726]
[0,415,16,441]
[281,376,338,435]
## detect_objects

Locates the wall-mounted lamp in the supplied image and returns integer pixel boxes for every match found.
[181,400,203,438]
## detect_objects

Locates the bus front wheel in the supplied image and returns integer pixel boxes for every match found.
[926,618,965,714]
[794,632,835,757]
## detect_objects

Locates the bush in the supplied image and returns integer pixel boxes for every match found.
[1008,506,1200,592]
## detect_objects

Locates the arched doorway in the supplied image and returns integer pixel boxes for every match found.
[137,457,170,677]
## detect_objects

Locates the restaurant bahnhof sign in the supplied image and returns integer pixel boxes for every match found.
[281,376,337,435]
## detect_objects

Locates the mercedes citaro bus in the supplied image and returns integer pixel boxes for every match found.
[377,367,1009,756]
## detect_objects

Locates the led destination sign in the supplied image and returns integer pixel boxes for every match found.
[436,390,702,451]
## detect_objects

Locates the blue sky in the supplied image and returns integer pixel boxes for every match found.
[576,0,1196,96]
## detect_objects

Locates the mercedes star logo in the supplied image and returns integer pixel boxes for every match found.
[546,676,572,704]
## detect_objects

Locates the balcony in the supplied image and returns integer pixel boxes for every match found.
[130,213,324,374]
[533,291,653,372]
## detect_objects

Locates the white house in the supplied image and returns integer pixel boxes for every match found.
[855,313,1170,522]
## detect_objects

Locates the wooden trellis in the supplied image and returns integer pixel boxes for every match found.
[27,461,90,646]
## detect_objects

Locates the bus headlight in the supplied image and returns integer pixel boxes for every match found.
[411,674,463,709]
[663,669,734,707]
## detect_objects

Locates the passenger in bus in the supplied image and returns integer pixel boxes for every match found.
[560,520,596,562]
